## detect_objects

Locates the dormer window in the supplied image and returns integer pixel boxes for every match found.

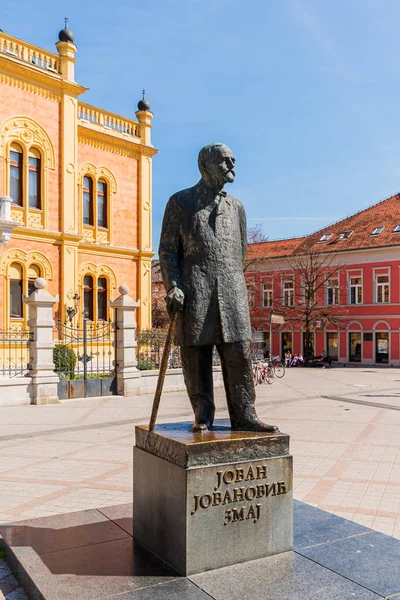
[319,233,332,243]
[338,230,353,240]
[371,226,384,236]
[393,224,400,233]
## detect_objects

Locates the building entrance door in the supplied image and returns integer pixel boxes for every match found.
[281,332,292,359]
[375,332,389,364]
[326,332,338,361]
[349,332,362,362]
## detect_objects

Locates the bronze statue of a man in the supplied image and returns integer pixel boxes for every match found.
[159,143,279,434]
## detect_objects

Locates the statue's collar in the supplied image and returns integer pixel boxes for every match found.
[196,180,231,205]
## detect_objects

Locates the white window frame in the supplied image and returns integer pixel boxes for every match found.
[319,233,332,243]
[375,273,390,304]
[325,277,339,306]
[282,280,294,307]
[371,226,385,237]
[349,275,363,305]
[261,281,273,308]
[247,283,255,308]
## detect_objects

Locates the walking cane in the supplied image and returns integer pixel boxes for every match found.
[148,310,179,432]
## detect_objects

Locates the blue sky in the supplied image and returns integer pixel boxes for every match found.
[3,0,400,248]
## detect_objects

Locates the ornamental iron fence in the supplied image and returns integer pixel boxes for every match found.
[0,329,33,377]
[54,318,116,398]
[136,329,221,370]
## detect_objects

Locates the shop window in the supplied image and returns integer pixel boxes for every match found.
[84,275,94,320]
[349,332,362,362]
[83,176,94,226]
[281,332,292,358]
[375,332,389,364]
[28,148,41,209]
[97,277,107,320]
[97,180,107,228]
[9,143,23,206]
[326,332,338,360]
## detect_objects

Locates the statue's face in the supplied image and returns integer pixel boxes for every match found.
[201,145,236,187]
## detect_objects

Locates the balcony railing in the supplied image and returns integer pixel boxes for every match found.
[78,103,141,139]
[0,32,60,73]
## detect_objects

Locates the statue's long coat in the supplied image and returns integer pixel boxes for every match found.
[159,180,251,347]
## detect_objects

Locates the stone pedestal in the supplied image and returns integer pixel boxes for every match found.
[133,419,293,576]
[23,278,59,405]
[109,285,141,397]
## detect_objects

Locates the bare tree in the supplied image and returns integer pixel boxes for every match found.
[151,294,169,329]
[276,249,347,363]
[244,223,268,273]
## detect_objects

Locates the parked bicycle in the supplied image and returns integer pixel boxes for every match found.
[265,355,285,378]
[252,361,274,385]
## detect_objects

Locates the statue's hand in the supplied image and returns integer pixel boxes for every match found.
[166,286,184,317]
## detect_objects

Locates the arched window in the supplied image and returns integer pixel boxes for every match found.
[97,180,107,228]
[9,143,23,206]
[97,277,107,320]
[28,148,41,209]
[28,264,41,296]
[9,263,23,319]
[84,275,94,320]
[83,176,94,226]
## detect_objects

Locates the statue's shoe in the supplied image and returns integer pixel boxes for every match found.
[191,422,209,433]
[231,419,279,433]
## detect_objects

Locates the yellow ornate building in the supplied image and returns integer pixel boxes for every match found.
[0,24,156,331]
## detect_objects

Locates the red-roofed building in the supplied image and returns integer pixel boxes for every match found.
[245,194,400,366]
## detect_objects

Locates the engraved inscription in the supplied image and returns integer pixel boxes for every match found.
[191,464,288,526]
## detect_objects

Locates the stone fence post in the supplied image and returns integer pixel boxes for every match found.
[109,285,141,397]
[23,278,59,404]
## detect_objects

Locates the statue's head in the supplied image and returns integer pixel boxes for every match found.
[198,143,235,188]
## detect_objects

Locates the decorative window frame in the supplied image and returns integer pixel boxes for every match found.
[325,272,340,306]
[347,270,363,305]
[0,248,53,329]
[0,116,56,230]
[77,263,117,324]
[373,267,390,304]
[260,278,273,308]
[78,163,117,246]
[282,279,294,307]
[245,276,256,308]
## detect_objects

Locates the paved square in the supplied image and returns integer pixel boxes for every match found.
[1,366,400,539]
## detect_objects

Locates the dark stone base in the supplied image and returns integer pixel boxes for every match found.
[1,501,400,599]
[134,419,293,574]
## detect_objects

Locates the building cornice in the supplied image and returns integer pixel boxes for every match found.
[78,244,141,259]
[0,57,87,100]
[78,126,158,158]
[11,228,62,243]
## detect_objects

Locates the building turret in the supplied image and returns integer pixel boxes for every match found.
[135,90,153,146]
[56,19,77,82]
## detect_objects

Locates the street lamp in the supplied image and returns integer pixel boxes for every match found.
[66,293,80,323]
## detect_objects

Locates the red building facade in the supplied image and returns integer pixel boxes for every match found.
[245,194,400,366]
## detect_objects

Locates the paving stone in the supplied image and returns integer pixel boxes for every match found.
[0,582,18,597]
[97,503,133,536]
[4,589,29,600]
[105,579,211,599]
[7,537,179,600]
[0,509,130,556]
[294,499,373,549]
[299,531,400,597]
[190,552,382,600]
